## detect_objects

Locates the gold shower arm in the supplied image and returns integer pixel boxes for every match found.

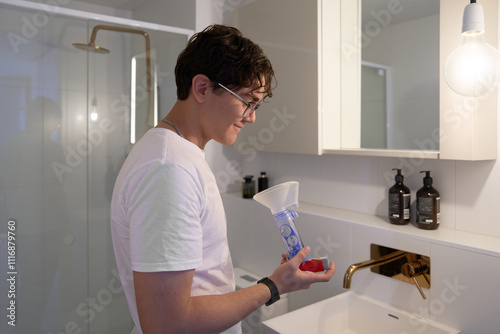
[89,25,151,92]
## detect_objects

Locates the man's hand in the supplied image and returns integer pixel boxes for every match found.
[269,246,335,295]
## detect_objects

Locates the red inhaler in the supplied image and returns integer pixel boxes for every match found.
[299,257,330,272]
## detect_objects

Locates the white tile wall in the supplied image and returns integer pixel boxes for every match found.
[430,244,500,333]
[455,160,500,236]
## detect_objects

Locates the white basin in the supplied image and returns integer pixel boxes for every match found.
[262,291,460,334]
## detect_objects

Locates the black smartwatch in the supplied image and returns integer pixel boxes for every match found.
[257,277,280,306]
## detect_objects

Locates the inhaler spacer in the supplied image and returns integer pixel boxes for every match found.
[253,181,330,272]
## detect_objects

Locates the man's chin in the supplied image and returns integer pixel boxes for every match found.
[214,135,237,146]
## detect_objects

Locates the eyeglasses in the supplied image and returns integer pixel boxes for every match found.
[214,81,260,118]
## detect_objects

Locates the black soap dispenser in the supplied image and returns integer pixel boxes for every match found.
[388,168,411,225]
[242,175,255,198]
[258,171,268,192]
[416,171,440,230]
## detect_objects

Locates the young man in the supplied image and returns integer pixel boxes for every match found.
[110,24,335,334]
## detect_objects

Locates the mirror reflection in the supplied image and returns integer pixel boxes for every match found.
[360,0,440,150]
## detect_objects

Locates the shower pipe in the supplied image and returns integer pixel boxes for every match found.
[73,25,152,92]
[73,25,155,144]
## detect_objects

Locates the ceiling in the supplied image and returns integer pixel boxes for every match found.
[55,0,440,25]
[71,0,441,20]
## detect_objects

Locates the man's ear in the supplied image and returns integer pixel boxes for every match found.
[191,74,210,103]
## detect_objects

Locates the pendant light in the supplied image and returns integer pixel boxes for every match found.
[444,0,500,97]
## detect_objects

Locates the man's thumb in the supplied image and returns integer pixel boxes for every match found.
[290,246,310,265]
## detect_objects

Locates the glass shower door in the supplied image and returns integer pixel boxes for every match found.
[0,3,190,333]
[0,6,90,333]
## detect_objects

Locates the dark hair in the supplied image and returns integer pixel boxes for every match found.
[175,24,275,100]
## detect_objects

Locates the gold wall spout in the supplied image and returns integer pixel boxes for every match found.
[343,244,431,300]
[343,249,407,289]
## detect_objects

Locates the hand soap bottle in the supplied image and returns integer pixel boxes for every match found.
[416,171,440,230]
[388,168,410,225]
[242,175,255,198]
[258,171,268,192]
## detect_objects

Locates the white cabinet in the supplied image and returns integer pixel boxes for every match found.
[230,0,498,161]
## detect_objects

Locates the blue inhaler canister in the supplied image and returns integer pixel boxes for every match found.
[273,209,309,260]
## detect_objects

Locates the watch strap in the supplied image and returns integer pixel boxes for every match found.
[257,277,280,306]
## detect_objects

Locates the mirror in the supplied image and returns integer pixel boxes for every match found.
[355,0,440,151]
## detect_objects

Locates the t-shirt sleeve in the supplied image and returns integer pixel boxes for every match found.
[123,161,204,272]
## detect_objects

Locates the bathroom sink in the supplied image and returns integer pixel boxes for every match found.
[262,291,460,334]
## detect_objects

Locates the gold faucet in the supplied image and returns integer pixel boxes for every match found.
[343,246,430,299]
[343,250,407,289]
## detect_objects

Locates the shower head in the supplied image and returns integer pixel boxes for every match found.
[72,25,151,91]
[72,43,110,54]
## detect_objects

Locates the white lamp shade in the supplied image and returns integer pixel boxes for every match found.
[462,2,485,34]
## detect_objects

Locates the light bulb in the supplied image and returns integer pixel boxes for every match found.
[90,109,98,121]
[444,1,500,97]
[445,32,500,97]
[90,97,99,121]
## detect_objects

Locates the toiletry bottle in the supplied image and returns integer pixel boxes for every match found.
[258,171,268,192]
[416,171,440,230]
[388,168,411,225]
[242,175,255,198]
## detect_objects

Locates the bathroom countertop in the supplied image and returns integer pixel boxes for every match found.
[222,192,500,259]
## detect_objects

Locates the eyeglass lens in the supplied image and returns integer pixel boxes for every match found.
[243,103,259,118]
[215,81,259,118]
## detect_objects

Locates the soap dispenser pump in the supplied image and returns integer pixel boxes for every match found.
[416,171,440,230]
[388,168,411,225]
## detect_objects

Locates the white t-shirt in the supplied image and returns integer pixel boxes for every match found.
[110,129,240,334]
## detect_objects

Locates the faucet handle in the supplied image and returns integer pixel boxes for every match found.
[401,260,428,300]
[409,274,427,299]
